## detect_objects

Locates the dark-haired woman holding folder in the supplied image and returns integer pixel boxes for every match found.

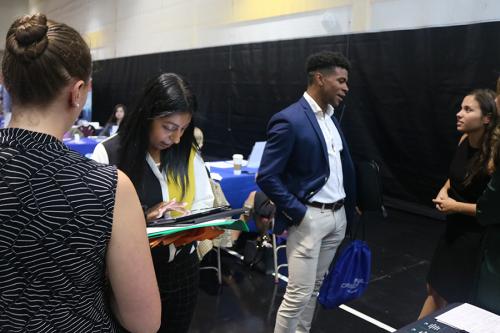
[93,72,214,333]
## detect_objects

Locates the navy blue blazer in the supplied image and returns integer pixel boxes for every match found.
[256,96,356,234]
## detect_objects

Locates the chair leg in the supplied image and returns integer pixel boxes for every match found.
[272,235,289,284]
[273,234,279,283]
[199,245,222,285]
[217,245,222,285]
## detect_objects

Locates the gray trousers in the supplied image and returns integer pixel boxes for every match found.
[274,206,347,333]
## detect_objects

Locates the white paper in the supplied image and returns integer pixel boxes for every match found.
[205,161,233,169]
[205,160,248,169]
[435,303,500,333]
[146,218,231,235]
[210,172,222,181]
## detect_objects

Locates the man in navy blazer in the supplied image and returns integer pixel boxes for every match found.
[257,51,356,333]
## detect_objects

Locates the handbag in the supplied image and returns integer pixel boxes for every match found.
[318,220,371,309]
[197,179,232,260]
[243,238,274,274]
[209,178,229,207]
[356,160,387,217]
[209,178,233,246]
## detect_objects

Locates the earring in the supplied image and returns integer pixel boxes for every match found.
[75,103,80,108]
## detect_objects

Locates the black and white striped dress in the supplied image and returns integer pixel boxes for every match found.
[0,128,119,332]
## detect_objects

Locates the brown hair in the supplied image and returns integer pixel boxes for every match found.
[464,89,498,183]
[106,104,127,124]
[2,13,91,106]
[487,77,500,172]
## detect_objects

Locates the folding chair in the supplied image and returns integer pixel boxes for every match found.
[199,245,222,285]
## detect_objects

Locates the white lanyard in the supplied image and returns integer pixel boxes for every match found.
[146,153,169,202]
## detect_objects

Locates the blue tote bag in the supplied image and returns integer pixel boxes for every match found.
[318,237,371,309]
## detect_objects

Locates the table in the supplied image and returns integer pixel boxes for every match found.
[64,137,104,157]
[394,303,463,333]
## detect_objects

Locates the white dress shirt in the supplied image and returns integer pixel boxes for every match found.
[303,92,346,204]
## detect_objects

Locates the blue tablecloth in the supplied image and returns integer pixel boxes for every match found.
[209,164,260,232]
[64,137,103,157]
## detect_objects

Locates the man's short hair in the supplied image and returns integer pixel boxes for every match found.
[306,51,351,84]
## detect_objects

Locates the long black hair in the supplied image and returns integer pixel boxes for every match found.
[117,73,198,197]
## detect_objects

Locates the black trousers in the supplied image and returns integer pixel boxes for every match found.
[151,242,200,333]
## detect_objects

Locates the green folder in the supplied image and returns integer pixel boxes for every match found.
[147,219,249,239]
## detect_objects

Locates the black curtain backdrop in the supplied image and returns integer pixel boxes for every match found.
[92,21,500,209]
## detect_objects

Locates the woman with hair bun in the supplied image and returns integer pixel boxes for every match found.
[0,13,160,333]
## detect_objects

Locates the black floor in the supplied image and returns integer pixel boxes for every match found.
[190,208,445,333]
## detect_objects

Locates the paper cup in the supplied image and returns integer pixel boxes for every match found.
[232,154,243,175]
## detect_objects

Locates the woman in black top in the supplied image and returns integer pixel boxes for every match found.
[475,148,500,314]
[419,89,497,318]
[0,13,160,332]
[100,104,126,137]
[473,77,500,314]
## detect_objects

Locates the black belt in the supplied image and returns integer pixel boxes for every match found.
[308,199,344,211]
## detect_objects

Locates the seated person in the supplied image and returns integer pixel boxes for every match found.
[235,191,276,243]
[100,104,126,137]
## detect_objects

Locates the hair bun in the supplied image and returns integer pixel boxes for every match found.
[6,13,49,60]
